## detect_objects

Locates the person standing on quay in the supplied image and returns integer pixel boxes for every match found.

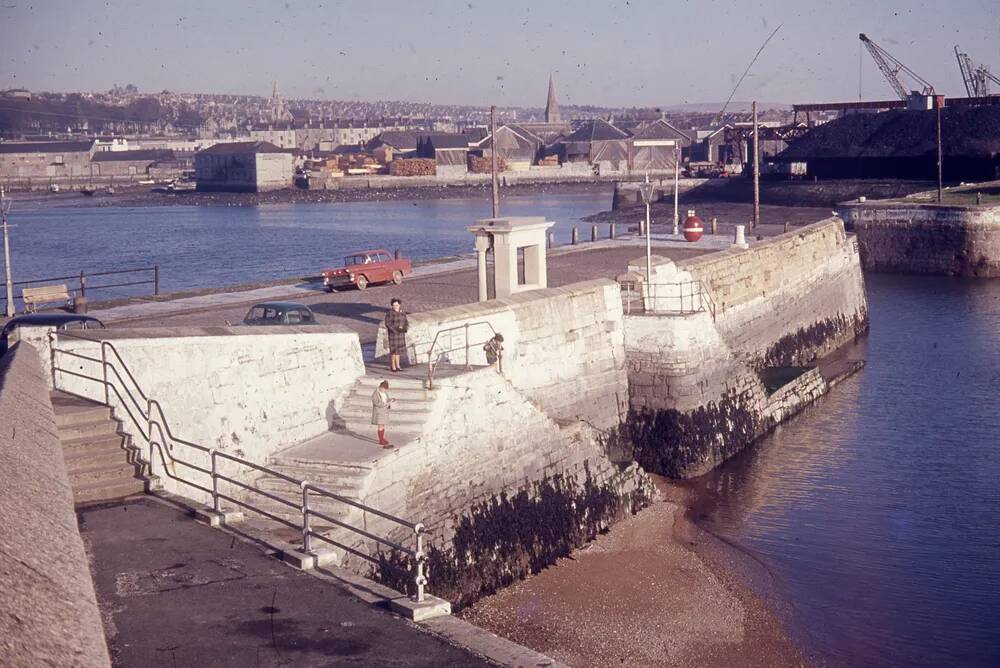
[384,298,408,372]
[372,380,393,448]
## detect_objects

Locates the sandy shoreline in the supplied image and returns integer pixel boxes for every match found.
[459,478,807,667]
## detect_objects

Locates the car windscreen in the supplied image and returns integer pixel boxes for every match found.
[245,306,282,322]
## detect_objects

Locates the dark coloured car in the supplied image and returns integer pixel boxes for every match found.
[0,313,105,357]
[240,302,318,326]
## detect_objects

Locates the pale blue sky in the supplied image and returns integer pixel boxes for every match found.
[2,0,998,106]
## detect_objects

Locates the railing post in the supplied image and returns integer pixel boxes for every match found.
[147,398,155,477]
[301,482,312,554]
[464,322,470,369]
[153,265,160,295]
[210,449,220,513]
[414,525,427,603]
[101,343,109,406]
[79,271,86,298]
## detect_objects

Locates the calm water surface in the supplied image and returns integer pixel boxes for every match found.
[9,191,611,296]
[691,273,1000,668]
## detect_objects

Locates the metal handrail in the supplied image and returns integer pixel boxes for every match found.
[620,280,717,320]
[2,266,159,312]
[48,331,432,602]
[424,320,501,389]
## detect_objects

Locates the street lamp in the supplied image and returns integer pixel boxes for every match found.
[1,188,13,317]
[672,144,680,236]
[638,174,655,293]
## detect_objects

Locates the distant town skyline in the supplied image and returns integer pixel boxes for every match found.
[2,0,998,108]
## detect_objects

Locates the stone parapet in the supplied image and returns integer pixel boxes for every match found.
[46,327,366,503]
[0,342,111,667]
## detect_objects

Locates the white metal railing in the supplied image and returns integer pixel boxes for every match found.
[620,280,717,320]
[424,320,503,389]
[49,330,430,602]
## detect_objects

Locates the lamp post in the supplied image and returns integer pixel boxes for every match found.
[1,188,13,317]
[638,174,655,292]
[672,145,680,236]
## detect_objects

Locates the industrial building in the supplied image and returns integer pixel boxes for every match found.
[194,141,294,192]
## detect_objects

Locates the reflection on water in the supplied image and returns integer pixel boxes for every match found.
[11,192,611,295]
[691,274,1000,668]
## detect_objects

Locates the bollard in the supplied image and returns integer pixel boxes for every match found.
[711,217,718,235]
[784,221,790,233]
[638,218,645,236]
[609,222,616,239]
[548,232,555,248]
[977,192,982,205]
[591,224,598,242]
[733,224,748,249]
[571,226,579,244]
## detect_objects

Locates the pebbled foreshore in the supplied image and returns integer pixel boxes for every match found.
[460,478,807,667]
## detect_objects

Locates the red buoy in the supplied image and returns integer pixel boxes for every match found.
[683,210,704,242]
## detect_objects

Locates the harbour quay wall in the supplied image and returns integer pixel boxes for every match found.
[372,281,652,607]
[622,218,869,477]
[376,279,628,430]
[46,327,364,502]
[838,201,1000,277]
[0,342,111,668]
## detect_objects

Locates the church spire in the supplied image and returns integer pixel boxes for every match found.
[545,74,561,124]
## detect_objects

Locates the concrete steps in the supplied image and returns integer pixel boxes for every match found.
[51,391,146,505]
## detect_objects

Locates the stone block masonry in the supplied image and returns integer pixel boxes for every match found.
[0,342,111,668]
[622,217,870,477]
[44,326,366,503]
[377,279,628,430]
[838,201,1000,277]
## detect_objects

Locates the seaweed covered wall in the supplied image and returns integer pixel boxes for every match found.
[624,218,869,477]
[838,201,1000,277]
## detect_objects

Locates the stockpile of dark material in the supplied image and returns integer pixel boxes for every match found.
[777,106,1000,180]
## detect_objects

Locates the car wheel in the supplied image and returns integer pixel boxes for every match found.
[392,270,403,285]
[356,275,368,290]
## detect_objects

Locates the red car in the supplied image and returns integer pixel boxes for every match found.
[322,249,413,291]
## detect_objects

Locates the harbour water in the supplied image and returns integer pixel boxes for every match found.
[690,273,1000,667]
[9,191,613,297]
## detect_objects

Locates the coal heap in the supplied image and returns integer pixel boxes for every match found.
[779,106,1000,160]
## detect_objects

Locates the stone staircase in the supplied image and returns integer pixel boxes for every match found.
[246,364,441,558]
[51,391,146,505]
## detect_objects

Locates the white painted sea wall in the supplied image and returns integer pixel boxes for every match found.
[48,326,365,501]
[376,279,628,430]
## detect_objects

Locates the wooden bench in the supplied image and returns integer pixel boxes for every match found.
[22,284,73,313]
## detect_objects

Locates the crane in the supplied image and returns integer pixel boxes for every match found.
[954,45,1000,97]
[859,33,935,100]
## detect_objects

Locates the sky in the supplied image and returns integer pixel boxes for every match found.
[2,0,998,107]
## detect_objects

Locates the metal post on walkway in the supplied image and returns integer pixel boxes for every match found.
[609,222,616,239]
[211,449,220,513]
[464,322,470,368]
[414,526,427,603]
[154,265,160,295]
[301,483,312,554]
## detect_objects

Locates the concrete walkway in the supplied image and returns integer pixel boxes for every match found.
[79,496,491,667]
[85,233,732,326]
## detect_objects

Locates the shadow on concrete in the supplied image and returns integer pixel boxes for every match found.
[310,301,387,326]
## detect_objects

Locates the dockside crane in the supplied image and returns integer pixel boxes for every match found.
[859,33,935,100]
[954,45,1000,97]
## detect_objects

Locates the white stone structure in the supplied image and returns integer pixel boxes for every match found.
[467,217,555,301]
[45,326,365,501]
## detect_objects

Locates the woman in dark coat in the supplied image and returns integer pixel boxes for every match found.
[384,298,408,372]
